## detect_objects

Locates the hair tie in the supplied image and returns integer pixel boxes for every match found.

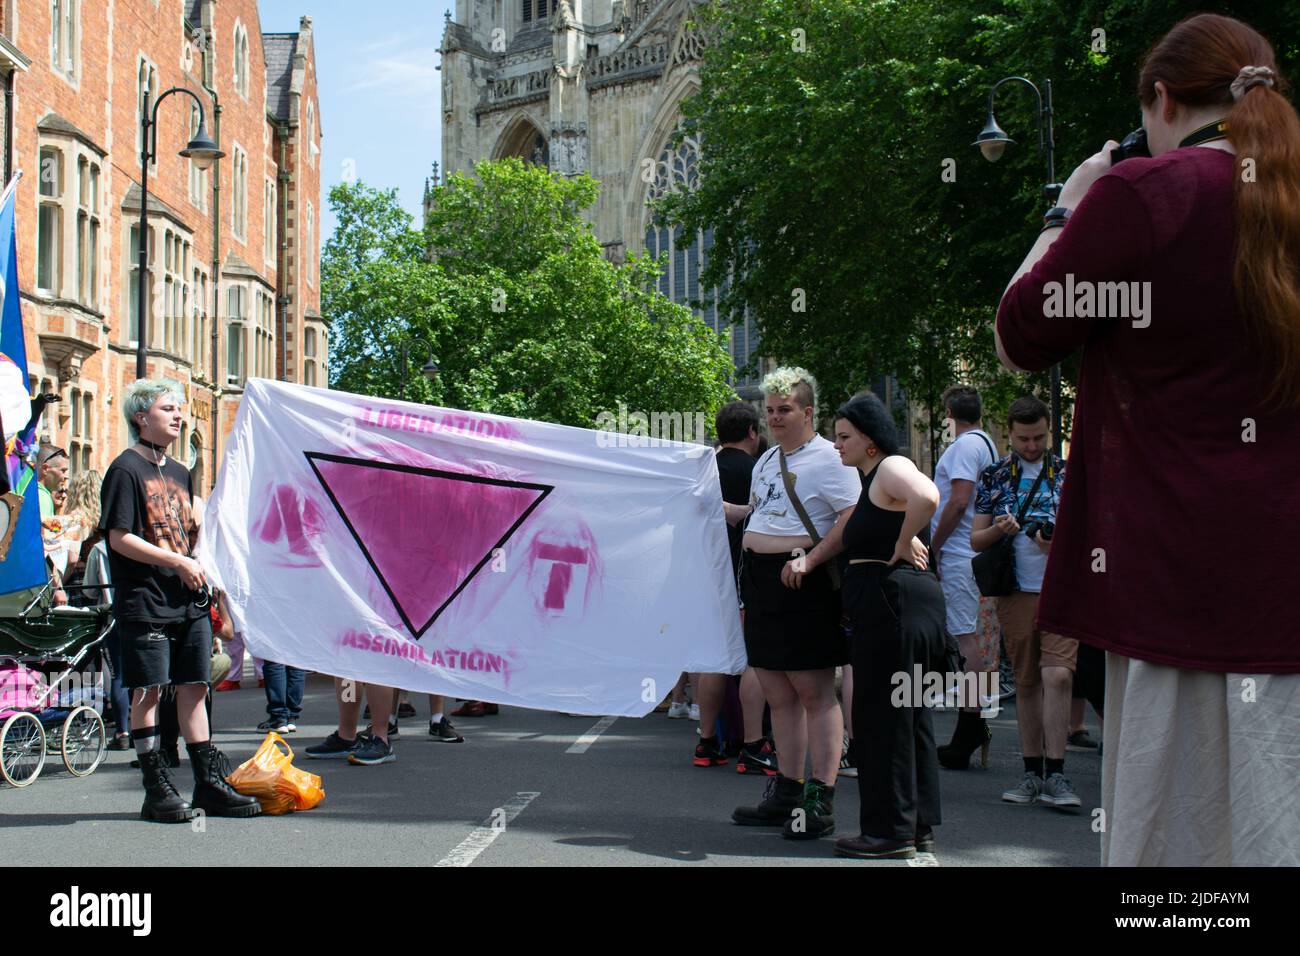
[1230,65,1275,101]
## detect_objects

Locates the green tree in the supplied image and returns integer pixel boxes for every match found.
[664,0,1299,456]
[322,161,736,432]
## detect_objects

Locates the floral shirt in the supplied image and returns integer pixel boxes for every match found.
[975,452,1066,593]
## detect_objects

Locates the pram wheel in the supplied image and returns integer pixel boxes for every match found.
[60,706,106,777]
[0,712,47,787]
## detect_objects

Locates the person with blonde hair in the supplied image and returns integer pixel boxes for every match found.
[995,13,1300,865]
[726,366,861,840]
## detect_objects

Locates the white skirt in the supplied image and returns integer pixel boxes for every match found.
[1102,652,1300,866]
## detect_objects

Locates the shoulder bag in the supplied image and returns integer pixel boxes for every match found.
[970,458,1048,597]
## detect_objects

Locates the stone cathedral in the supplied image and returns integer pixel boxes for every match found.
[436,0,761,393]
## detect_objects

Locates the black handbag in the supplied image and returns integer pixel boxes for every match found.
[970,458,1049,597]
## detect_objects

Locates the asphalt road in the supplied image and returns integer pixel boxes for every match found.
[2,673,1101,866]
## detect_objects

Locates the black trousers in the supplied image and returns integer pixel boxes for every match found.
[846,563,946,840]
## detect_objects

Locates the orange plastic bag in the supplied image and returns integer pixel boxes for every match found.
[226,732,325,815]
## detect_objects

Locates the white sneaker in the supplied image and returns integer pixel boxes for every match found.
[688,703,701,721]
[667,701,689,719]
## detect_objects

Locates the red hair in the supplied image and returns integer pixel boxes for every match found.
[1140,14,1300,408]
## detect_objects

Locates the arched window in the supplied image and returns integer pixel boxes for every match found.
[233,23,250,97]
[307,100,317,166]
[522,1,557,23]
[644,129,759,381]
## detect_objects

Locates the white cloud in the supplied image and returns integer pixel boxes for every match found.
[348,46,439,96]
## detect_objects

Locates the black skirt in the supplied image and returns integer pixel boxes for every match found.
[740,550,848,671]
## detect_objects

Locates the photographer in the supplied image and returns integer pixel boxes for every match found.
[993,14,1300,865]
[970,398,1075,812]
[101,380,260,823]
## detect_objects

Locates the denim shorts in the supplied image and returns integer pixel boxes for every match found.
[118,616,212,690]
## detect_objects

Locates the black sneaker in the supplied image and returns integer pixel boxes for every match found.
[736,739,778,776]
[305,732,361,759]
[693,736,728,767]
[838,734,859,779]
[257,717,290,734]
[348,734,396,765]
[1067,729,1099,751]
[388,719,399,738]
[429,717,464,743]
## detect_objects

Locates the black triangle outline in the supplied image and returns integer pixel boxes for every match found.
[304,451,554,639]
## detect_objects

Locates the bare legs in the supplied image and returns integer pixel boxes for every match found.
[754,667,841,783]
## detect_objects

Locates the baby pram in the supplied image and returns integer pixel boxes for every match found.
[0,580,113,787]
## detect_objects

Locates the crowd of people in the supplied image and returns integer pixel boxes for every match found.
[27,12,1298,866]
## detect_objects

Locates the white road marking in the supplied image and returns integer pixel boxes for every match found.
[435,791,541,868]
[566,716,618,754]
[907,851,941,867]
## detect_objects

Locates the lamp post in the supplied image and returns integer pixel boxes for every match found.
[136,87,223,380]
[398,338,440,402]
[974,76,1066,454]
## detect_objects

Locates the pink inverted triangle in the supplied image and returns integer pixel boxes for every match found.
[306,452,552,637]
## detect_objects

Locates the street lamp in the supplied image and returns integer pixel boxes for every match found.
[136,87,223,380]
[974,75,1065,454]
[399,338,439,401]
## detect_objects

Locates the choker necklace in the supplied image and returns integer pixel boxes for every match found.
[1180,119,1229,148]
[139,438,168,453]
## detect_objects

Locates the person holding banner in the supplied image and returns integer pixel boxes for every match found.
[730,368,860,840]
[101,379,261,822]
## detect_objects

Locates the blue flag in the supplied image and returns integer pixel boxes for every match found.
[0,174,50,597]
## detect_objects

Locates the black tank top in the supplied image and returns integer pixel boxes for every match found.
[841,462,928,561]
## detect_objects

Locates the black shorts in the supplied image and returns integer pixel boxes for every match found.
[740,550,847,671]
[118,616,212,690]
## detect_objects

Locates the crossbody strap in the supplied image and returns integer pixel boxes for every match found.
[968,430,997,463]
[778,448,841,588]
[1012,457,1050,523]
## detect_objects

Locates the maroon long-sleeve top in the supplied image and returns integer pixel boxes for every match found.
[996,146,1300,673]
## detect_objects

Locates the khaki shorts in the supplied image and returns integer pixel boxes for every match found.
[997,589,1077,688]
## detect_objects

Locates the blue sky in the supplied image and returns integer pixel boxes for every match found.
[257,1,454,241]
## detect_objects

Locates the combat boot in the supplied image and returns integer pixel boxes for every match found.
[190,743,262,818]
[138,749,194,823]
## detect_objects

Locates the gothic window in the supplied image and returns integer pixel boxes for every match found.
[522,1,557,24]
[644,131,759,383]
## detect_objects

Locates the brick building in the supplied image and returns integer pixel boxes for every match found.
[0,0,326,493]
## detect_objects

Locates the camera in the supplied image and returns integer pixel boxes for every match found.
[1111,127,1151,165]
[1021,520,1055,542]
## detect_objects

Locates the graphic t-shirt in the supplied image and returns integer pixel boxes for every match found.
[100,449,204,623]
[747,435,861,540]
[930,429,996,561]
[716,446,756,573]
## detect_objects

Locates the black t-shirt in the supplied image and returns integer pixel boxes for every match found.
[100,449,203,624]
[716,446,756,573]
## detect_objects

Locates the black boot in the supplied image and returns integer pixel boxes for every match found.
[732,774,803,826]
[783,778,835,840]
[138,750,194,823]
[937,710,992,770]
[190,744,263,818]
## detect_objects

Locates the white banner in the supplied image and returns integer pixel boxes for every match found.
[200,380,746,716]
